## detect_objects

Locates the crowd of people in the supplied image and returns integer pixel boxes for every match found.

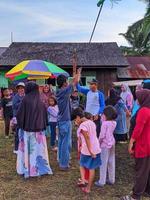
[0,70,150,200]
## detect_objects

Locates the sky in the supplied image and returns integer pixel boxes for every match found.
[0,0,147,47]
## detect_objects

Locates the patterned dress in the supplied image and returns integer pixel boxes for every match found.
[17,129,53,178]
[114,99,128,141]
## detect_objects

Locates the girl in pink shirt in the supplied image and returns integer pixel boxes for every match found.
[77,112,93,185]
[95,106,117,187]
[72,108,101,194]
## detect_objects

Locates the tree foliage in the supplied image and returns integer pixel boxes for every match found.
[120,0,150,55]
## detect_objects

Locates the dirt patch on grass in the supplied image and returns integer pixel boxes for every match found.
[0,123,149,200]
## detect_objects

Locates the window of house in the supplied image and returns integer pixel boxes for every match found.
[86,76,96,86]
[36,75,96,88]
[68,76,95,86]
[36,79,45,86]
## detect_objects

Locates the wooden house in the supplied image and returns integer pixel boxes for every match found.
[0,42,128,94]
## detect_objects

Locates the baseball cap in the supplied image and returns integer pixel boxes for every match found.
[16,82,25,88]
[87,78,98,84]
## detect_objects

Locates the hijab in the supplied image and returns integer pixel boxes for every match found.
[120,84,133,103]
[105,88,121,106]
[136,89,150,108]
[40,84,55,108]
[136,84,143,92]
[17,81,48,132]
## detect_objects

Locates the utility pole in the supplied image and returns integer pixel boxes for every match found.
[11,32,13,43]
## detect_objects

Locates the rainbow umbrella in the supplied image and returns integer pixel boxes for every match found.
[5,60,69,80]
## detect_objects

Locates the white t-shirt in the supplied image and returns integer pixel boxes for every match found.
[86,91,100,115]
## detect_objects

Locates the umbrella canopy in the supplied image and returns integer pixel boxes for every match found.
[5,60,69,80]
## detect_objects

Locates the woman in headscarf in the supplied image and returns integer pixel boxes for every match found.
[120,84,134,111]
[106,88,129,142]
[121,84,134,133]
[131,84,143,117]
[121,89,150,200]
[129,85,143,138]
[16,82,52,178]
[40,84,55,108]
[105,88,121,107]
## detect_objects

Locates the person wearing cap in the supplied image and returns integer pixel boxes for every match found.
[12,82,25,153]
[143,79,150,90]
[76,79,105,137]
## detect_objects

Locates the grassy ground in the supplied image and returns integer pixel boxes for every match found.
[0,121,149,200]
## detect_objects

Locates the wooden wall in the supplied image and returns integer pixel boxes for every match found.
[63,67,118,96]
[1,66,118,95]
[96,68,117,96]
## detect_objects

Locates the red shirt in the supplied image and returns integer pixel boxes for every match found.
[132,107,150,158]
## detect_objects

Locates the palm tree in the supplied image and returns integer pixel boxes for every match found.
[120,0,150,55]
[138,0,150,15]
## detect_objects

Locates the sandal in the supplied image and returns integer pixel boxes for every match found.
[78,178,88,184]
[81,187,90,194]
[120,195,137,200]
[77,181,87,187]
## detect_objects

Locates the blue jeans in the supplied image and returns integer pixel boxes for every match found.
[58,121,72,168]
[49,122,57,147]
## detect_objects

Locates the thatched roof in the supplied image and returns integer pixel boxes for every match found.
[0,42,128,67]
[0,47,7,56]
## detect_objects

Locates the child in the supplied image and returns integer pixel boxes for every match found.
[95,106,117,187]
[72,108,101,194]
[84,112,93,120]
[70,90,80,111]
[47,96,59,151]
[77,111,92,186]
[1,88,13,138]
[12,82,25,153]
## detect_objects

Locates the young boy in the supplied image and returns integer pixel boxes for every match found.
[56,69,81,170]
[1,88,13,138]
[12,82,25,153]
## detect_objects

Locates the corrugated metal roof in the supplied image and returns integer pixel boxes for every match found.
[117,67,150,79]
[126,56,150,71]
[117,56,150,79]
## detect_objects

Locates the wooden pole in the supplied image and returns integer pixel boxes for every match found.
[89,2,104,43]
[72,48,77,90]
[72,48,77,77]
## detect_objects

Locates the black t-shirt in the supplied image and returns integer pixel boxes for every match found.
[1,97,13,119]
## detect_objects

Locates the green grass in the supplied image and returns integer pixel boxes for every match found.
[0,121,149,200]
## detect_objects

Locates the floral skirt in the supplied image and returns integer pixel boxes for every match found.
[17,129,53,178]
